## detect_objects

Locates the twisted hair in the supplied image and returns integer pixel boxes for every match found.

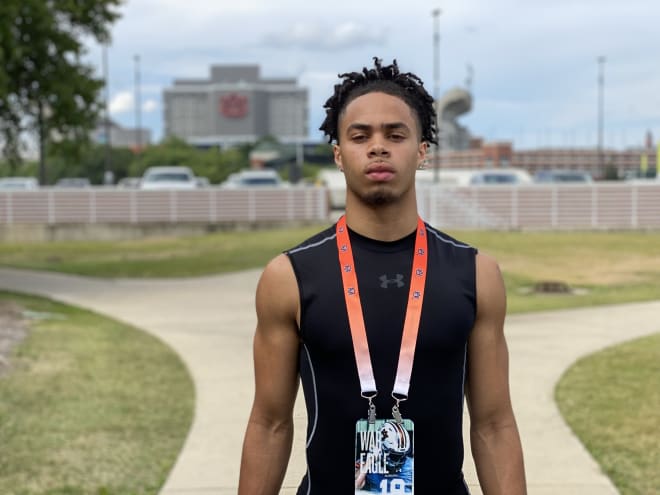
[319,57,438,145]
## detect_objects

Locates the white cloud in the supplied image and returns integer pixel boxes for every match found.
[109,92,158,115]
[109,91,133,114]
[142,99,158,113]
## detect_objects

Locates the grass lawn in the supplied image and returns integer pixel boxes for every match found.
[0,292,194,495]
[451,230,660,313]
[2,227,659,313]
[555,333,660,495]
[0,225,325,278]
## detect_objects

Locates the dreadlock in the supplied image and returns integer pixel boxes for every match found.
[319,57,438,145]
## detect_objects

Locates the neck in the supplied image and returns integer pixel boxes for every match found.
[344,200,419,242]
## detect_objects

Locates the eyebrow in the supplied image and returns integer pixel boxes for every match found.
[345,122,412,133]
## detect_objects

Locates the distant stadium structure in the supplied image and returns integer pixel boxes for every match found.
[436,87,473,151]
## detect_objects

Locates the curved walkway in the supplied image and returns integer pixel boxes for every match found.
[1,267,658,494]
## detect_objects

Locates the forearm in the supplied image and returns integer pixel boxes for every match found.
[471,421,527,495]
[238,417,294,495]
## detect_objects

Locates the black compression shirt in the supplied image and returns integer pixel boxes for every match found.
[287,221,477,494]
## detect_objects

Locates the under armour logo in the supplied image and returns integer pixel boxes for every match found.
[340,244,348,252]
[413,290,422,299]
[343,264,352,273]
[415,268,424,276]
[417,248,425,256]
[380,274,405,289]
[348,287,356,296]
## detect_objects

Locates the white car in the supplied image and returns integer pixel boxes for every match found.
[469,169,533,185]
[221,169,284,188]
[0,177,39,190]
[534,170,593,183]
[416,168,533,186]
[139,166,199,190]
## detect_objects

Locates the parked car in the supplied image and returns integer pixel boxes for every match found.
[196,176,211,188]
[117,177,141,189]
[221,169,284,188]
[415,168,533,186]
[0,177,39,190]
[469,169,533,185]
[139,166,198,190]
[54,177,92,188]
[534,170,593,183]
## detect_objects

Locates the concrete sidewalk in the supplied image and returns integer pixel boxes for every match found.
[1,267,658,494]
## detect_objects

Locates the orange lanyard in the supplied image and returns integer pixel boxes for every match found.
[336,215,428,407]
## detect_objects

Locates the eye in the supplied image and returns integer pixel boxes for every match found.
[350,134,367,142]
[389,133,406,141]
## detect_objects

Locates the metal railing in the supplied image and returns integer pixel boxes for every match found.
[0,187,328,225]
[418,182,660,230]
[1,183,659,230]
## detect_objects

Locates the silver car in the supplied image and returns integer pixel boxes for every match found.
[139,166,199,190]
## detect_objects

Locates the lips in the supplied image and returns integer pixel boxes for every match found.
[366,162,395,182]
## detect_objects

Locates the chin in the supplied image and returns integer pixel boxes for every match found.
[361,190,399,206]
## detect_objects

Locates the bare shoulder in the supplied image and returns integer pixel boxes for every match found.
[476,251,503,285]
[475,251,506,321]
[259,253,297,288]
[256,253,299,326]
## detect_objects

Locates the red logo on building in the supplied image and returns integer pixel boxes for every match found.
[220,93,249,118]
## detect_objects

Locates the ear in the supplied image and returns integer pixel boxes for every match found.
[333,144,343,171]
[418,141,428,163]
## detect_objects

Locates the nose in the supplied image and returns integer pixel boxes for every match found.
[367,137,389,158]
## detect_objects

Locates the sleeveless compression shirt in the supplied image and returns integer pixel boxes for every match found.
[287,221,477,494]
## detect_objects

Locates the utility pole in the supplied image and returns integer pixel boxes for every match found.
[294,94,304,184]
[432,8,442,183]
[134,54,142,153]
[290,66,306,184]
[597,56,606,177]
[102,43,112,184]
[465,63,474,93]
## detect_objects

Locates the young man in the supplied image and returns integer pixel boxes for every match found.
[239,58,526,494]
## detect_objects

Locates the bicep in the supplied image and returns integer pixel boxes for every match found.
[251,254,301,423]
[465,252,513,426]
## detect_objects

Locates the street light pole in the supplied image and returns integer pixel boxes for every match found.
[597,56,606,177]
[432,8,442,183]
[102,43,112,184]
[134,54,142,152]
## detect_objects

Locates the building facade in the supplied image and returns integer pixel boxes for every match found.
[427,141,658,180]
[163,65,308,147]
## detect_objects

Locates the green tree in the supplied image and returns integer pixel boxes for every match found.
[129,137,249,184]
[0,0,122,183]
[47,140,134,184]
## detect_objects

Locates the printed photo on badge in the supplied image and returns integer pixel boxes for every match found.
[354,419,414,494]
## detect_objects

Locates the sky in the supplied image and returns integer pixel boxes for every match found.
[84,0,660,150]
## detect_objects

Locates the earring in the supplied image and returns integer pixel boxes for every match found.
[417,161,427,170]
